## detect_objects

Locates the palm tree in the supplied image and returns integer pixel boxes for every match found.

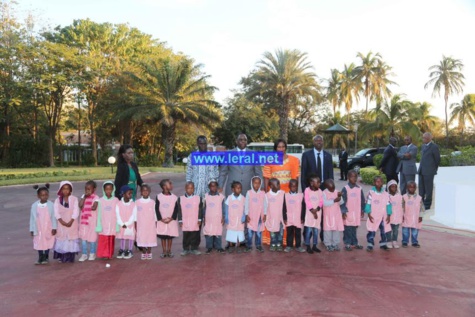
[245,48,321,141]
[326,69,342,116]
[424,55,465,141]
[339,63,361,125]
[449,94,475,135]
[412,102,439,133]
[129,57,222,167]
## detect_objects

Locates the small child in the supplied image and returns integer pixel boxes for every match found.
[364,176,392,252]
[341,170,365,251]
[283,179,306,253]
[30,184,56,265]
[178,181,203,256]
[135,184,157,260]
[53,181,80,263]
[96,181,119,259]
[401,181,424,248]
[245,176,267,253]
[203,180,226,254]
[78,180,100,262]
[386,180,403,249]
[303,175,323,254]
[156,179,179,258]
[225,181,246,253]
[116,185,137,259]
[265,178,285,252]
[322,179,344,252]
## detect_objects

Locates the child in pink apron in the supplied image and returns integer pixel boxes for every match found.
[116,185,137,259]
[303,175,323,254]
[156,179,179,258]
[323,179,344,252]
[265,178,285,252]
[401,181,425,248]
[135,184,157,260]
[364,176,392,252]
[30,184,57,265]
[53,181,80,263]
[386,179,403,249]
[244,176,267,253]
[283,179,305,253]
[96,181,119,259]
[225,181,246,253]
[179,181,203,256]
[341,170,365,251]
[78,180,100,262]
[203,180,225,254]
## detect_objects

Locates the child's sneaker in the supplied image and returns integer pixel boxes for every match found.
[256,246,265,253]
[79,254,88,262]
[244,247,252,253]
[269,245,277,252]
[205,248,213,255]
[386,243,393,249]
[345,245,353,251]
[141,254,147,260]
[366,246,374,252]
[402,243,408,248]
[412,243,421,248]
[167,252,174,258]
[296,247,306,253]
[333,245,340,251]
[326,246,334,252]
[380,245,390,251]
[354,245,364,250]
[117,249,124,259]
[180,250,189,256]
[284,247,292,253]
[312,245,321,253]
[191,249,202,255]
[392,242,400,249]
[306,245,314,254]
[88,253,96,261]
[147,253,153,260]
[276,245,283,252]
[124,250,133,259]
[160,253,167,258]
[217,248,226,254]
[34,257,42,265]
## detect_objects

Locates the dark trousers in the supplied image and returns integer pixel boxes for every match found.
[366,220,388,247]
[385,173,399,183]
[286,226,302,248]
[205,235,222,250]
[399,173,415,195]
[343,225,358,246]
[183,231,200,250]
[419,174,434,210]
[340,164,348,180]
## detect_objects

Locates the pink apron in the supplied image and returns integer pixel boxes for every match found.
[304,188,322,229]
[180,195,201,232]
[285,193,303,229]
[98,197,118,236]
[79,195,99,243]
[366,190,391,233]
[55,196,79,241]
[323,190,344,231]
[343,185,362,226]
[116,200,136,240]
[33,204,55,250]
[136,199,157,247]
[156,193,179,237]
[265,191,285,233]
[247,190,265,232]
[402,194,423,229]
[203,193,224,236]
[227,195,245,231]
[389,194,403,225]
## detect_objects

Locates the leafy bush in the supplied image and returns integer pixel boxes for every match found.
[360,167,387,185]
[439,156,450,167]
[373,154,383,168]
[138,154,161,167]
[0,169,87,181]
[449,146,475,166]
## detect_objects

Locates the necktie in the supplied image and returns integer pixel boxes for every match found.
[317,152,322,181]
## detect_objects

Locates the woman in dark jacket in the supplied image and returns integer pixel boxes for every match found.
[114,144,143,200]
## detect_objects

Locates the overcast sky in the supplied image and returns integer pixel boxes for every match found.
[17,0,475,118]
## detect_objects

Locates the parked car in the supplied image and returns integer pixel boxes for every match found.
[347,148,386,173]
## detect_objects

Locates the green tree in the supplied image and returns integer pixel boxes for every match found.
[424,55,465,141]
[326,69,341,116]
[450,94,475,135]
[339,63,361,125]
[412,102,439,134]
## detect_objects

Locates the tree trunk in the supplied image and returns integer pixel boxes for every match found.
[162,122,176,167]
[87,99,98,166]
[444,92,449,146]
[278,99,290,141]
[47,128,55,167]
[1,101,11,165]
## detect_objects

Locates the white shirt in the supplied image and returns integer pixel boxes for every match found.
[313,148,324,181]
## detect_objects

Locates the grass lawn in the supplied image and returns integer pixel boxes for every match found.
[0,166,185,186]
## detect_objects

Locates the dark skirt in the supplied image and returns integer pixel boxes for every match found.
[97,235,115,259]
[157,234,174,240]
[53,251,76,263]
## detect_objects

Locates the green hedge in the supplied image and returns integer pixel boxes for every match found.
[360,167,387,185]
[373,154,383,168]
[0,169,88,181]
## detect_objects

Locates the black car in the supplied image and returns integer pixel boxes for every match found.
[347,148,386,173]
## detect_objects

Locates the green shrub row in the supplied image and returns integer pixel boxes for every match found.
[360,167,387,185]
[0,169,88,181]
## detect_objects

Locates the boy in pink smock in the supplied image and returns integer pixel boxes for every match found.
[283,179,306,253]
[135,184,157,260]
[244,176,267,253]
[341,170,366,251]
[96,181,119,259]
[203,180,225,254]
[265,178,285,252]
[178,181,203,256]
[78,180,100,262]
[322,179,344,252]
[225,181,246,253]
[386,179,403,249]
[303,175,323,254]
[401,181,425,248]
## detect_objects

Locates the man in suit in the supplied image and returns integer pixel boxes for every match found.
[380,137,399,183]
[218,133,263,196]
[418,132,440,210]
[338,148,348,181]
[396,136,418,195]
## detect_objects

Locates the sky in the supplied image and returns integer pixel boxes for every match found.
[15,0,475,119]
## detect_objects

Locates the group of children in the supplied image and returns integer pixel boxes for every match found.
[29,170,424,264]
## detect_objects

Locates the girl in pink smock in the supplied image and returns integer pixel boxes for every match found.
[30,184,56,265]
[401,181,425,248]
[135,184,157,260]
[225,181,246,253]
[265,178,285,252]
[203,180,225,254]
[322,179,344,252]
[244,176,267,253]
[96,181,119,259]
[78,180,100,262]
[53,181,80,263]
[386,179,403,249]
[178,181,203,256]
[155,179,179,258]
[303,175,323,254]
[341,170,366,251]
[116,185,137,259]
[283,179,305,253]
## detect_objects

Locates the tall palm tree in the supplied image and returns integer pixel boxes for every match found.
[245,48,321,141]
[129,57,222,167]
[339,63,361,125]
[424,55,465,141]
[449,94,475,135]
[412,102,439,133]
[326,69,342,116]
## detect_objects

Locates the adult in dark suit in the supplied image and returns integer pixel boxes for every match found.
[338,149,348,181]
[396,136,418,195]
[380,137,399,183]
[418,132,440,210]
[114,144,143,200]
